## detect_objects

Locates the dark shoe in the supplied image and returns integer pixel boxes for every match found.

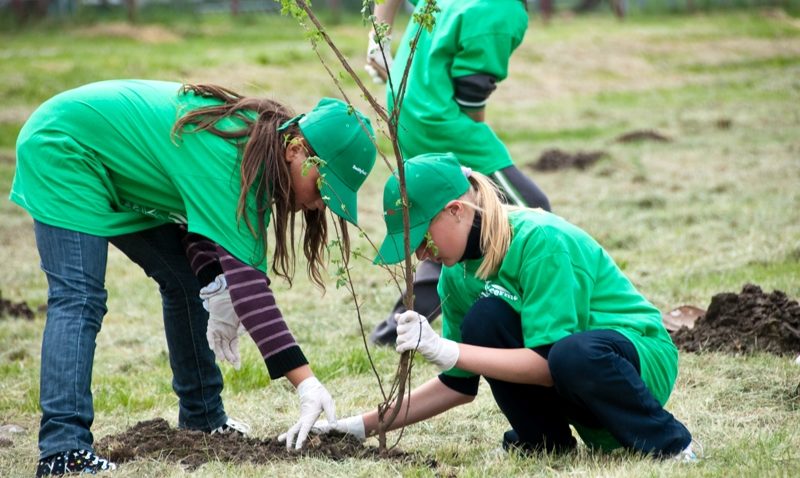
[501,429,577,455]
[36,449,116,477]
[369,313,399,346]
[370,260,443,346]
[502,429,537,454]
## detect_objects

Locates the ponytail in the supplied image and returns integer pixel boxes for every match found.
[461,172,511,279]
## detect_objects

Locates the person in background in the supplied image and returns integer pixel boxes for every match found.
[365,0,552,345]
[10,80,376,476]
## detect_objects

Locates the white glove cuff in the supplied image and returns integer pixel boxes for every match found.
[297,376,322,396]
[436,338,460,371]
[341,415,366,440]
[200,274,227,299]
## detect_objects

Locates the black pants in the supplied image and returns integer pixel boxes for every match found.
[370,165,550,344]
[461,297,692,456]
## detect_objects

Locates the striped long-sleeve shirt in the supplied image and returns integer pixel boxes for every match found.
[182,231,308,379]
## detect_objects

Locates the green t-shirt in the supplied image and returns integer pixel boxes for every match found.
[438,209,679,450]
[10,79,269,271]
[387,0,528,174]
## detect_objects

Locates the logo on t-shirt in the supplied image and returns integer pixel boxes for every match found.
[481,282,519,303]
[121,200,187,224]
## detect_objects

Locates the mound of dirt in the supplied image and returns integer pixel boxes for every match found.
[532,149,606,171]
[95,419,434,470]
[671,284,800,355]
[715,117,733,130]
[0,291,35,320]
[615,129,671,143]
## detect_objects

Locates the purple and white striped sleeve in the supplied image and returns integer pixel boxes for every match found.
[216,245,308,380]
[181,230,223,286]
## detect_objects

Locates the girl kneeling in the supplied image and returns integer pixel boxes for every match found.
[329,152,695,459]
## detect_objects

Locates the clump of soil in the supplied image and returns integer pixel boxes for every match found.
[715,117,733,130]
[671,284,800,355]
[95,418,434,470]
[532,149,606,171]
[615,129,671,143]
[0,291,35,320]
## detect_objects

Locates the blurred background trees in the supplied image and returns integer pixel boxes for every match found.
[3,0,799,28]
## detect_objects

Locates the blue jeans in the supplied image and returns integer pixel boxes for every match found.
[34,221,227,459]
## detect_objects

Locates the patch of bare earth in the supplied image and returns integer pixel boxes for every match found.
[0,105,34,125]
[615,129,672,143]
[0,290,35,320]
[532,149,606,171]
[501,33,800,104]
[76,23,182,44]
[671,284,800,355]
[95,418,436,470]
[761,8,800,29]
[0,151,17,165]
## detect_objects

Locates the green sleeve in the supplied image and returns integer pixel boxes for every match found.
[450,33,517,84]
[518,252,589,348]
[449,2,527,83]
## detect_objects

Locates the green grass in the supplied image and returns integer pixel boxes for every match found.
[2,8,800,478]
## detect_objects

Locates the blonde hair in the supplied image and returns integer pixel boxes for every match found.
[459,172,512,279]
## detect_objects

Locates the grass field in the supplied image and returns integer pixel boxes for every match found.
[1,6,799,477]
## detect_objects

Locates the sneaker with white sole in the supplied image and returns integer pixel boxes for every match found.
[210,417,250,436]
[672,440,703,463]
[36,449,116,477]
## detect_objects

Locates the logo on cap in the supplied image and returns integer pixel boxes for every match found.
[352,165,368,176]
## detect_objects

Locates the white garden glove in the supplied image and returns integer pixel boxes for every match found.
[395,311,460,370]
[365,32,393,83]
[278,376,337,450]
[200,274,245,370]
[310,415,366,441]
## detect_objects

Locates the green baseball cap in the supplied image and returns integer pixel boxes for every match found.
[375,152,470,265]
[279,98,377,225]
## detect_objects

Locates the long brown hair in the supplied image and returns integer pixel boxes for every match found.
[172,84,348,288]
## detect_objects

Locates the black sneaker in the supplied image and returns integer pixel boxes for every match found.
[502,429,577,455]
[369,314,399,346]
[502,429,536,454]
[36,449,116,477]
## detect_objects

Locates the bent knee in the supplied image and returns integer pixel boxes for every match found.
[460,297,523,348]
[548,336,599,385]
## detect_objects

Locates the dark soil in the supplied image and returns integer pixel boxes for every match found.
[671,284,800,355]
[615,129,672,143]
[95,418,435,470]
[532,149,606,171]
[715,117,733,130]
[0,291,35,320]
